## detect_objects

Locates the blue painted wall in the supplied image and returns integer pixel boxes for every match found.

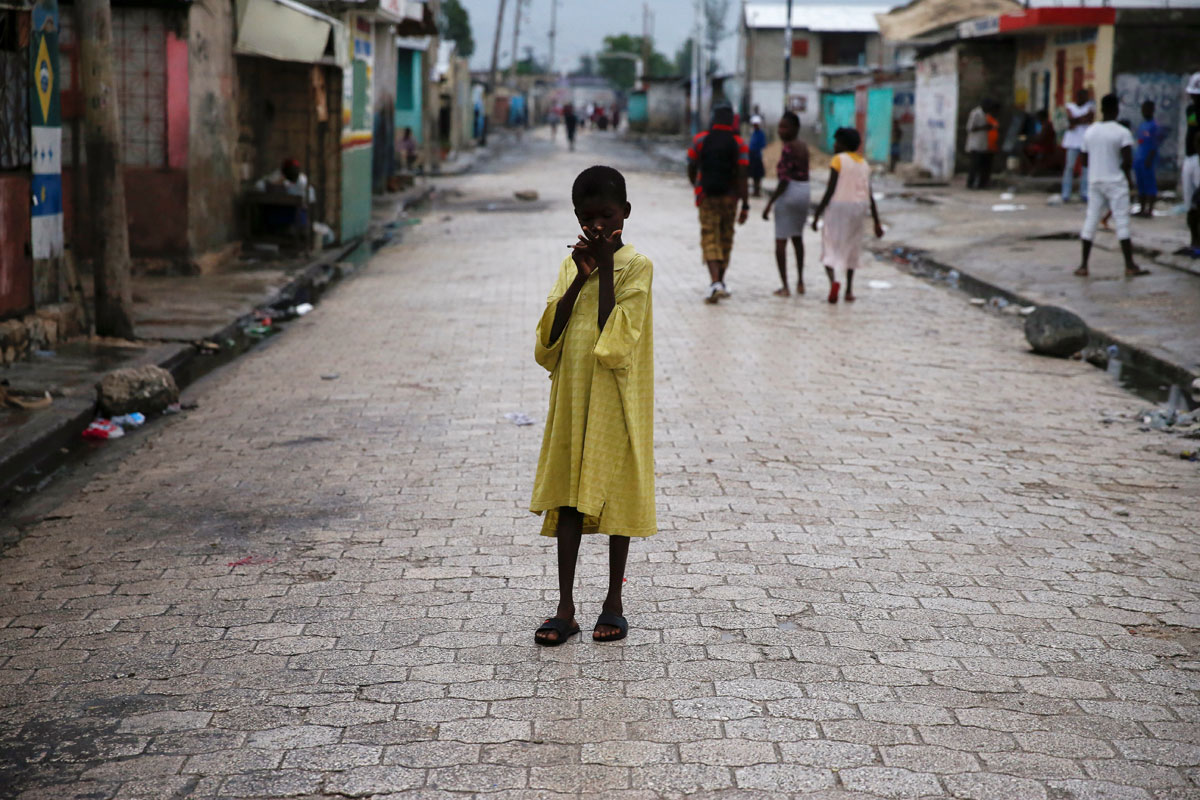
[395,48,423,144]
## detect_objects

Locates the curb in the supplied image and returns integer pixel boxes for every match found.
[1,234,371,501]
[877,243,1200,392]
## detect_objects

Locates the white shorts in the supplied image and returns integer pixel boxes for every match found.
[1081,179,1131,241]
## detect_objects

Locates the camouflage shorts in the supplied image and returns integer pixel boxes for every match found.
[699,195,738,262]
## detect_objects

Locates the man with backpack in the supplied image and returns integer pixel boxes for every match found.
[688,105,750,303]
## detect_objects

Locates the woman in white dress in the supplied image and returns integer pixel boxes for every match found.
[811,127,884,303]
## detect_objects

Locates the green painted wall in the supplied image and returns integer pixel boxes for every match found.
[341,147,372,241]
[395,48,423,143]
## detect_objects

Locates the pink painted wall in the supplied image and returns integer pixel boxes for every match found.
[167,32,189,170]
[0,174,33,316]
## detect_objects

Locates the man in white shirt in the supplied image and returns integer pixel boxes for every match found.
[1183,131,1200,255]
[1061,89,1094,203]
[1074,94,1149,278]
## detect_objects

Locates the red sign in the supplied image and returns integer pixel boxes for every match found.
[791,38,808,57]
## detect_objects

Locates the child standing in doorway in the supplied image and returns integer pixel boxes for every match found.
[530,166,656,646]
[811,128,883,304]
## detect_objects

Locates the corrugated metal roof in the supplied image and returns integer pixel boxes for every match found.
[744,3,892,32]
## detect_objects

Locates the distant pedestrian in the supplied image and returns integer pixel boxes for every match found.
[890,116,903,172]
[687,105,750,304]
[399,127,419,172]
[1186,73,1200,159]
[531,165,655,646]
[761,111,810,296]
[812,127,883,304]
[1023,109,1058,174]
[548,104,562,140]
[563,103,577,151]
[1074,94,1149,278]
[1061,89,1095,203]
[966,99,999,189]
[747,115,767,196]
[1134,101,1162,217]
[1183,131,1200,255]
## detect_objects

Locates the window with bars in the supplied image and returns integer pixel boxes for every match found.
[0,10,31,171]
[59,7,166,168]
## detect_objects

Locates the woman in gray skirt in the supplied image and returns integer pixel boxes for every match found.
[761,111,811,296]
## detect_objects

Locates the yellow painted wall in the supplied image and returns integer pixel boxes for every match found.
[1012,27,1105,135]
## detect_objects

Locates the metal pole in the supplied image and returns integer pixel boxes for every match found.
[507,0,523,87]
[783,0,793,113]
[548,0,557,74]
[486,0,509,143]
[641,3,650,89]
[691,0,701,134]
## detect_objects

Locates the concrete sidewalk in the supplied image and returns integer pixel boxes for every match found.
[878,178,1200,382]
[0,184,434,506]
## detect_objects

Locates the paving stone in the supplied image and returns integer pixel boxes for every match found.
[735,764,836,791]
[839,766,943,797]
[322,765,425,796]
[217,769,323,798]
[581,740,675,767]
[678,739,775,766]
[943,772,1048,800]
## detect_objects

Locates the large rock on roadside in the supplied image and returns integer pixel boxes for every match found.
[1024,305,1088,357]
[97,365,179,416]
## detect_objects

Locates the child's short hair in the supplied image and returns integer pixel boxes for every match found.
[781,110,800,129]
[834,127,861,152]
[1101,93,1119,116]
[572,165,627,206]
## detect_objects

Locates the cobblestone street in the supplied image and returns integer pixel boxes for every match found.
[2,131,1199,800]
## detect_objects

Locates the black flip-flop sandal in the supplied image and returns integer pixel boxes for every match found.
[534,617,579,647]
[593,611,628,642]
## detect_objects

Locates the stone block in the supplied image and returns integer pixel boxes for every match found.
[97,365,180,416]
[1024,305,1088,357]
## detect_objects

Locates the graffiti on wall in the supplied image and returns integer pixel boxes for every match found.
[914,49,958,181]
[1115,72,1187,175]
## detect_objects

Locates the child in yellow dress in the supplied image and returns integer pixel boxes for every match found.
[530,166,655,646]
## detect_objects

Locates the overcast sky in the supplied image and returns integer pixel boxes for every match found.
[454,0,739,75]
[454,1,895,76]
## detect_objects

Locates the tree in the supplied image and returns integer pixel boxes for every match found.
[438,0,474,59]
[703,0,732,74]
[674,37,694,80]
[571,53,596,78]
[77,0,134,337]
[596,34,673,90]
[516,46,546,75]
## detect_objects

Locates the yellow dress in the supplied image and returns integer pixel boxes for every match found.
[531,244,656,538]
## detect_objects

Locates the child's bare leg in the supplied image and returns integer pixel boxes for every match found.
[844,269,856,302]
[706,259,723,284]
[595,535,630,640]
[791,236,805,292]
[773,240,790,295]
[535,508,582,644]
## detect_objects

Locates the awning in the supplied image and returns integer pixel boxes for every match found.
[235,0,346,64]
[875,0,1022,41]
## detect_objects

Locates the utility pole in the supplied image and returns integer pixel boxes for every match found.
[691,0,701,134]
[485,0,508,144]
[783,0,793,113]
[548,0,558,75]
[641,3,651,89]
[506,0,523,87]
[77,0,133,338]
[424,0,441,174]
